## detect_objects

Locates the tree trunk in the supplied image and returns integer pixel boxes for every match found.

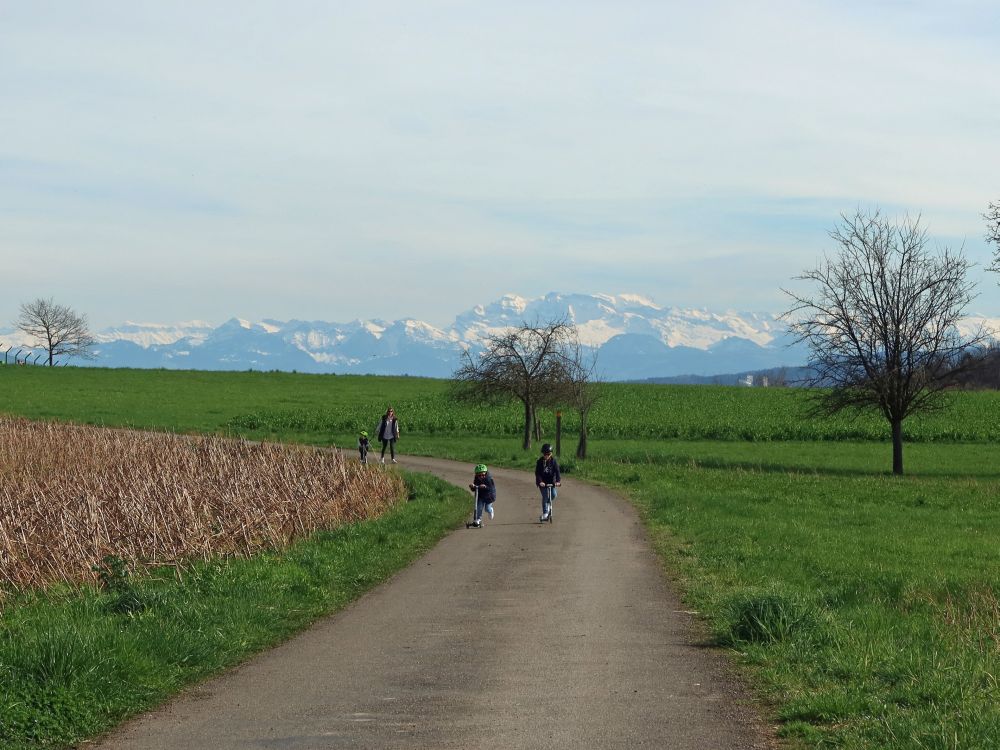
[576,412,588,459]
[891,418,903,475]
[532,407,542,442]
[522,400,533,451]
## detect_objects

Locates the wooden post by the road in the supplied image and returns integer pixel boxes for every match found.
[555,411,561,456]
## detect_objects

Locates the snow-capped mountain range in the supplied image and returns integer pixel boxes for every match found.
[1,292,813,380]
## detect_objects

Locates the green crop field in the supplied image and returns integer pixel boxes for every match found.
[4,364,1000,444]
[1,364,998,749]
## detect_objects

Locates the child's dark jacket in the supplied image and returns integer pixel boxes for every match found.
[471,472,497,503]
[534,456,561,485]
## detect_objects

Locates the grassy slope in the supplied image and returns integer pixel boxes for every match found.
[2,366,998,748]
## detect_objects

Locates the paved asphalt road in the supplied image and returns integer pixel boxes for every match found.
[91,455,774,749]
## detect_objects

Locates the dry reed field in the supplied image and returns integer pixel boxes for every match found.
[0,417,406,591]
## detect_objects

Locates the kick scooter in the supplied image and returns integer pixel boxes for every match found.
[540,484,555,523]
[466,485,482,528]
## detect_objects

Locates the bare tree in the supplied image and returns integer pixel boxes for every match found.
[782,208,987,475]
[16,298,96,366]
[453,319,576,450]
[986,200,1000,273]
[563,340,601,459]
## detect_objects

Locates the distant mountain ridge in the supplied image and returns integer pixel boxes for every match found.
[0,292,812,380]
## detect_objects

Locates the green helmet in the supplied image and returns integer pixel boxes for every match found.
[474,463,488,474]
[360,430,368,437]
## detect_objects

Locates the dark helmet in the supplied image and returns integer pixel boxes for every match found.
[541,443,553,454]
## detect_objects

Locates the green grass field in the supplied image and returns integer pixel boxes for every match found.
[1,365,998,749]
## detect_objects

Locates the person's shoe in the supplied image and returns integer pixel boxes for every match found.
[391,458,397,463]
[380,456,385,464]
[472,519,482,528]
[540,513,549,522]
[487,504,494,520]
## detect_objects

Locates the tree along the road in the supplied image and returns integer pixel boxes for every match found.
[15,298,96,366]
[564,341,601,459]
[783,209,987,475]
[453,320,577,451]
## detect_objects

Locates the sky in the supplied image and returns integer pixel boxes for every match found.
[2,0,1000,330]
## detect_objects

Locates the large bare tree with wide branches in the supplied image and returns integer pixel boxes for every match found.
[15,298,96,366]
[783,208,987,475]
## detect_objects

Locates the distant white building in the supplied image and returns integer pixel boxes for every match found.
[741,374,753,387]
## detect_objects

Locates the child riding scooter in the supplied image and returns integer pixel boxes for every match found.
[466,463,496,528]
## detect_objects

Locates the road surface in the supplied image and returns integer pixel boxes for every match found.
[92,455,773,749]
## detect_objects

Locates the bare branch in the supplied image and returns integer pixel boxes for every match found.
[986,200,1000,274]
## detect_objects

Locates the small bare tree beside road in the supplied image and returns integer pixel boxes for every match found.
[564,340,601,459]
[453,319,577,451]
[783,208,987,475]
[15,297,96,366]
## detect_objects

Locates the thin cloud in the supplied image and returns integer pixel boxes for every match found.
[1,1,998,328]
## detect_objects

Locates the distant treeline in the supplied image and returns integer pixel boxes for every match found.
[641,347,1000,390]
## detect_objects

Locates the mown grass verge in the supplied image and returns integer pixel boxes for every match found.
[0,471,469,750]
[591,456,1000,750]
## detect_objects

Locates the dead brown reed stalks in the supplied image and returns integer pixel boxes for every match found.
[0,417,405,591]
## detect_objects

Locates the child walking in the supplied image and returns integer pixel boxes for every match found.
[467,463,496,528]
[358,430,370,464]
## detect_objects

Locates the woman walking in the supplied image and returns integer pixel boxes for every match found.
[374,406,400,463]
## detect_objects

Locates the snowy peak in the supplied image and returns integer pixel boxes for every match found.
[455,294,529,331]
[617,293,662,310]
[451,293,782,349]
[96,320,215,347]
